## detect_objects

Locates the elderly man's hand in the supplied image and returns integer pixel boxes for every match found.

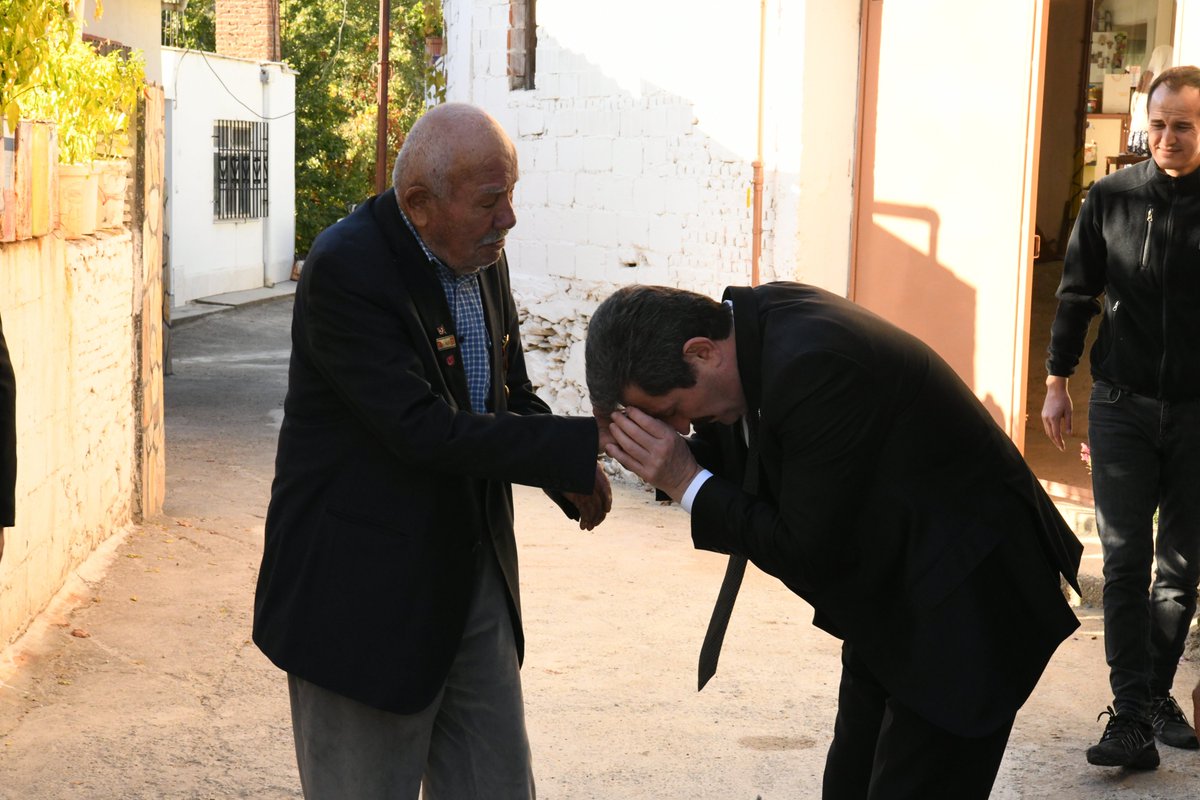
[563,464,613,531]
[605,406,700,503]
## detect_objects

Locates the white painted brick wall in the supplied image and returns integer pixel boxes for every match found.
[447,0,769,416]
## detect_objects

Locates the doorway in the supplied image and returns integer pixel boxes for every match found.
[1023,0,1177,501]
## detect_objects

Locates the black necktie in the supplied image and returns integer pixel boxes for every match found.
[697,415,759,690]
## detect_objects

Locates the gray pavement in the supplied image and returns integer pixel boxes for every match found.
[0,295,1198,798]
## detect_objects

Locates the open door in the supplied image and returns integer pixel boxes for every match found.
[852,0,1048,449]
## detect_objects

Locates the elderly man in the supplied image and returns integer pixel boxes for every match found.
[587,282,1082,799]
[253,103,609,799]
[1042,65,1200,767]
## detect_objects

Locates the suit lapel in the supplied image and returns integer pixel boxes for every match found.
[369,190,473,411]
[722,286,764,495]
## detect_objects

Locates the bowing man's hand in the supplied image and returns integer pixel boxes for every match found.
[605,406,700,504]
[563,463,613,531]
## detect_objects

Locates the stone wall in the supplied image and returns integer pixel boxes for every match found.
[0,232,144,648]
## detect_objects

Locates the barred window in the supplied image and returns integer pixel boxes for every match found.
[213,120,268,221]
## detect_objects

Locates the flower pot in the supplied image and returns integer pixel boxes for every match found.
[57,161,98,239]
[95,158,128,230]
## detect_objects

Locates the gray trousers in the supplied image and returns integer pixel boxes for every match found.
[289,550,535,799]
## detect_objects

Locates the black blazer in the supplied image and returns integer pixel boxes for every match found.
[0,310,14,527]
[690,283,1082,737]
[253,190,597,714]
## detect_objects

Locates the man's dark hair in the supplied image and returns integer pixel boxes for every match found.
[585,285,732,414]
[1148,65,1200,106]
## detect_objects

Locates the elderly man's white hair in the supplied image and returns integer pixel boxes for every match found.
[391,103,513,198]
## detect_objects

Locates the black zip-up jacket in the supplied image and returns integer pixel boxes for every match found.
[1048,157,1200,400]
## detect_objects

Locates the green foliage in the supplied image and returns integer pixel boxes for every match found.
[176,0,217,52]
[0,0,75,131]
[23,38,145,165]
[282,0,445,255]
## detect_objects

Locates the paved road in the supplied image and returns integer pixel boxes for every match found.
[0,297,1198,798]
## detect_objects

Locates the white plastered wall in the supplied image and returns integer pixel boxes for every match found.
[161,48,295,307]
[439,0,860,414]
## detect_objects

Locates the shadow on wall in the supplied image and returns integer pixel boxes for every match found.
[848,3,980,425]
[853,201,978,398]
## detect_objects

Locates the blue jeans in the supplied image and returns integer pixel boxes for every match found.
[1089,380,1200,717]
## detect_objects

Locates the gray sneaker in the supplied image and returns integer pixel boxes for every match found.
[1150,695,1200,750]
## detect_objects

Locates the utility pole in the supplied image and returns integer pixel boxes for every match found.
[374,0,391,194]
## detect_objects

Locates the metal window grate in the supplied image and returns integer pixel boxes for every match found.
[213,120,269,221]
[161,8,186,48]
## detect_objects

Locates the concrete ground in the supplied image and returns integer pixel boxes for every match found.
[1,295,1199,798]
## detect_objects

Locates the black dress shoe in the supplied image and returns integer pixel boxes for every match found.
[1086,707,1159,769]
[1150,695,1200,749]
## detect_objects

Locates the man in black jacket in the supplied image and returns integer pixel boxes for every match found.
[253,103,609,799]
[1043,65,1200,767]
[588,282,1082,799]
[0,309,14,563]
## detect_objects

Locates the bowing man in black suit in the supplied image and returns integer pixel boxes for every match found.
[0,308,14,563]
[586,282,1082,799]
[253,103,610,799]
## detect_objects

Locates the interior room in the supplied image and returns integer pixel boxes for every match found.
[1025,0,1177,500]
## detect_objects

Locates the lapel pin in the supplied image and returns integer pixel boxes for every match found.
[436,334,457,351]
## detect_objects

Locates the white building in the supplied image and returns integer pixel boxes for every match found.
[86,0,296,309]
[161,47,296,306]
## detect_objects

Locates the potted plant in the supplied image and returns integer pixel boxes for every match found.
[93,49,144,230]
[24,34,133,238]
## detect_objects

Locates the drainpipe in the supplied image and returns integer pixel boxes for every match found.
[261,64,273,287]
[751,0,766,286]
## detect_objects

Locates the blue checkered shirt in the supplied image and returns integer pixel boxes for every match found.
[399,210,492,412]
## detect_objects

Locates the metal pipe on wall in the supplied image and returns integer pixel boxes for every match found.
[751,0,767,286]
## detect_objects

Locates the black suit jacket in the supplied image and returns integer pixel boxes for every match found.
[690,283,1082,737]
[253,190,597,714]
[0,310,14,527]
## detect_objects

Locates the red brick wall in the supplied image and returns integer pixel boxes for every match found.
[215,0,281,62]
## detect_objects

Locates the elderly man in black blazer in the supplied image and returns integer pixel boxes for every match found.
[253,103,609,799]
[587,282,1082,800]
[0,310,14,563]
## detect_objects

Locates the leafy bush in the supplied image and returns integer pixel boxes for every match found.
[23,38,145,165]
[0,0,75,130]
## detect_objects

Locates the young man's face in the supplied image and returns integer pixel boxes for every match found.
[1148,84,1200,178]
[621,368,747,435]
